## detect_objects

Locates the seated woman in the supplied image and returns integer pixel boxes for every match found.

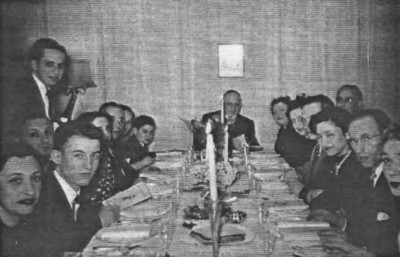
[270,96,292,155]
[117,104,136,145]
[300,107,364,213]
[281,95,316,169]
[123,115,156,171]
[17,116,53,168]
[75,112,138,204]
[1,143,42,257]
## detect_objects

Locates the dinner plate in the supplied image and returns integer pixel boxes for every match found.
[182,223,255,246]
[120,200,171,221]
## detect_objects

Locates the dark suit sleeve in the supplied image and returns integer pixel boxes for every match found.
[244,119,259,146]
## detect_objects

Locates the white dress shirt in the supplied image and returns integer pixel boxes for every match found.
[372,162,384,188]
[32,73,50,119]
[54,170,80,220]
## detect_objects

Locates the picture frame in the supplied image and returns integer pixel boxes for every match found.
[218,44,244,78]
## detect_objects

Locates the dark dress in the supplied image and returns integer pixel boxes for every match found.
[299,151,364,213]
[275,124,316,168]
[1,218,37,257]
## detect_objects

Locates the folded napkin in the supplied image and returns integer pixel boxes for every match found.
[277,220,330,229]
[98,224,152,241]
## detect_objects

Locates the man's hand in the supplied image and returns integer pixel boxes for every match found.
[99,204,120,227]
[305,189,324,203]
[131,156,156,171]
[307,209,346,229]
[319,229,377,257]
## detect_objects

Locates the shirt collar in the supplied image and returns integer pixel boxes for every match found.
[54,170,80,208]
[32,73,48,93]
[372,162,384,188]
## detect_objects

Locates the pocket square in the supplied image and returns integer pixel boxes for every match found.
[377,212,390,221]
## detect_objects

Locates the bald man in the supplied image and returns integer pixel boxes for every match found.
[193,90,261,153]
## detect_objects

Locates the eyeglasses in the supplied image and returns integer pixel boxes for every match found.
[347,134,381,145]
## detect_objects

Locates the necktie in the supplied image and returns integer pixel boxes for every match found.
[72,194,81,221]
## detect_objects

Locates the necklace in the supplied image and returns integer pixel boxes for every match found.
[332,150,352,176]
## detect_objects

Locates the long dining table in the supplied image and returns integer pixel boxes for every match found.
[82,149,331,257]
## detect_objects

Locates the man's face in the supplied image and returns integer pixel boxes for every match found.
[133,125,155,145]
[0,156,41,216]
[272,102,289,127]
[124,111,133,135]
[92,117,111,141]
[105,106,126,140]
[336,89,360,115]
[347,116,382,168]
[223,92,242,121]
[302,102,322,130]
[290,108,306,136]
[316,121,348,157]
[52,135,101,191]
[20,118,53,156]
[382,139,400,197]
[31,49,66,88]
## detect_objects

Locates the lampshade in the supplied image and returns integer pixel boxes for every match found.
[65,59,97,89]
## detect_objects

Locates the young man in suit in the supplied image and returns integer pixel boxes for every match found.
[31,121,119,257]
[2,38,67,142]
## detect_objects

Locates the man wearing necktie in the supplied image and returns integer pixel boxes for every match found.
[30,121,120,257]
[2,38,66,143]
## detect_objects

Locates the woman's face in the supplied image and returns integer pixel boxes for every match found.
[133,125,155,145]
[316,121,348,157]
[21,118,53,156]
[0,156,41,217]
[272,102,289,127]
[290,108,306,136]
[382,139,400,197]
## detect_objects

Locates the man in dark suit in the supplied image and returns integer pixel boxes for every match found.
[192,90,261,153]
[2,38,67,141]
[31,121,119,257]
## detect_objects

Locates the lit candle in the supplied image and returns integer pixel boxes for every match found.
[224,125,229,165]
[206,121,218,201]
[220,94,225,124]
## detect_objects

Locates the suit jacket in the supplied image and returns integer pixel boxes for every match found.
[31,171,102,257]
[346,172,400,256]
[194,110,260,151]
[2,75,53,140]
[122,135,149,164]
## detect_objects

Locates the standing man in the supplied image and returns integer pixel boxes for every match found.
[2,38,67,140]
[336,84,363,115]
[31,121,119,256]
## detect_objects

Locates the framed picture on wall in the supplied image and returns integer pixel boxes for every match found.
[218,44,244,78]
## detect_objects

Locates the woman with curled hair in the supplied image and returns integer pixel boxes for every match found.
[1,143,42,257]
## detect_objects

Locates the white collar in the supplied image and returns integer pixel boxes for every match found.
[54,170,80,208]
[372,162,384,188]
[32,73,47,93]
[32,73,50,118]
